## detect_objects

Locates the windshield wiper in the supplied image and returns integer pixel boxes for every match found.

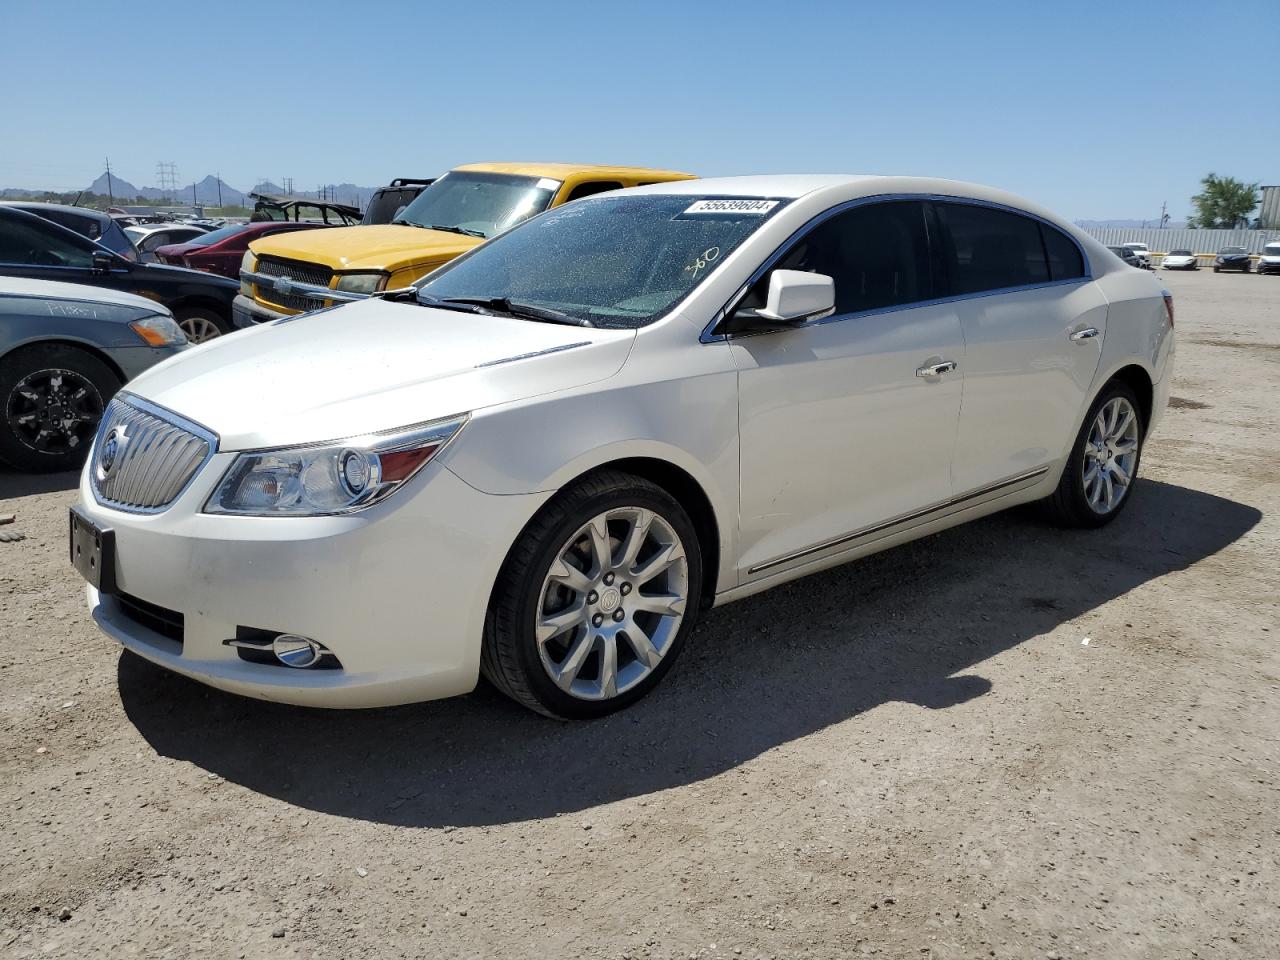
[414,294,492,315]
[435,296,594,327]
[392,218,430,229]
[422,223,487,238]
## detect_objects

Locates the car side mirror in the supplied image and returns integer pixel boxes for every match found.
[91,250,116,275]
[723,269,836,334]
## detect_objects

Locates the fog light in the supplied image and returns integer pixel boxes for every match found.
[273,634,323,668]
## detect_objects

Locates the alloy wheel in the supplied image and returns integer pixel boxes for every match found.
[535,506,689,701]
[5,368,104,455]
[178,315,223,343]
[1081,396,1140,515]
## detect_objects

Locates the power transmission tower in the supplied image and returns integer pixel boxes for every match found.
[155,161,179,201]
[104,157,115,205]
[282,176,294,195]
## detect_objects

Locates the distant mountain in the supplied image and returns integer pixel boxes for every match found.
[249,181,376,208]
[1,171,377,208]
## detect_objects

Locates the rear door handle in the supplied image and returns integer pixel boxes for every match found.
[915,360,958,378]
[1070,327,1100,342]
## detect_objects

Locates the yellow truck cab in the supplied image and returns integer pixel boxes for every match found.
[234,162,696,325]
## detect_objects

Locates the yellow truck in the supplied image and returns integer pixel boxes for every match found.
[234,161,696,326]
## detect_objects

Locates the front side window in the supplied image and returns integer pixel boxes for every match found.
[416,194,788,328]
[0,215,93,267]
[742,200,933,317]
[394,172,560,239]
[937,202,1050,294]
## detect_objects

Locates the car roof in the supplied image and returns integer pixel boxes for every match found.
[0,275,167,311]
[0,201,111,223]
[451,161,696,181]
[623,174,1077,221]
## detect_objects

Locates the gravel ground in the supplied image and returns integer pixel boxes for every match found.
[1,268,1277,960]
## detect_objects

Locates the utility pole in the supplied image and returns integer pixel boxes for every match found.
[216,171,223,207]
[1160,201,1169,230]
[104,157,115,206]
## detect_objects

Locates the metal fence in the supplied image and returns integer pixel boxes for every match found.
[1080,227,1277,257]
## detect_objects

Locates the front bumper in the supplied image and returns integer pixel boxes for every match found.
[231,294,286,328]
[77,455,550,708]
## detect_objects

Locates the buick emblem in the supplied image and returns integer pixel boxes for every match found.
[273,277,294,295]
[97,427,127,481]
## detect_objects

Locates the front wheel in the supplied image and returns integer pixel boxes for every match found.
[1042,381,1145,528]
[482,471,703,719]
[0,344,120,472]
[174,307,230,344]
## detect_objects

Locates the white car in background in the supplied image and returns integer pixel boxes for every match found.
[1122,242,1153,270]
[1256,242,1280,276]
[70,175,1175,719]
[1161,248,1199,270]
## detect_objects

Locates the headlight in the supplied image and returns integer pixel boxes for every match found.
[129,314,187,347]
[240,250,258,297]
[334,272,389,296]
[204,414,467,516]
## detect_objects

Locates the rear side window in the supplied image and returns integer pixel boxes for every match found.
[745,200,933,316]
[564,181,624,203]
[1040,223,1085,280]
[937,202,1049,294]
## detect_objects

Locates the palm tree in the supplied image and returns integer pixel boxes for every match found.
[1188,174,1260,229]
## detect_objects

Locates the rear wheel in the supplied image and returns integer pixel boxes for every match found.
[1042,380,1144,528]
[0,344,119,472]
[482,471,703,719]
[174,307,230,344]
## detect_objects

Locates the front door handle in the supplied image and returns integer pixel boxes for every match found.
[1070,327,1100,342]
[915,360,958,378]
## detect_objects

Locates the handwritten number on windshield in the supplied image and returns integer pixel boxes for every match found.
[684,246,721,281]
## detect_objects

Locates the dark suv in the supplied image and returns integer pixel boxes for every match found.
[0,206,238,342]
[362,178,436,225]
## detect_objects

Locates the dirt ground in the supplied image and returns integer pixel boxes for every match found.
[1,268,1277,960]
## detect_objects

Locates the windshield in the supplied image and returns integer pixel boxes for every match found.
[184,224,251,247]
[393,172,559,239]
[1220,246,1247,254]
[1169,249,1192,256]
[416,194,788,328]
[1265,244,1280,255]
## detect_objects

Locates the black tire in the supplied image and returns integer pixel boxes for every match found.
[1213,266,1220,273]
[1041,380,1145,529]
[174,306,231,344]
[0,344,120,472]
[481,470,704,720]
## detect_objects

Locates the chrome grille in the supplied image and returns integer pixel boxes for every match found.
[255,256,333,312]
[91,397,215,513]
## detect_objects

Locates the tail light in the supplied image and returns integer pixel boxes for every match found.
[1162,292,1174,327]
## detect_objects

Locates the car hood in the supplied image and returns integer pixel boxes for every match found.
[154,241,208,258]
[247,224,481,273]
[125,296,635,450]
[0,275,173,311]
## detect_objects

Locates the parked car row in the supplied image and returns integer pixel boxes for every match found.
[65,173,1175,720]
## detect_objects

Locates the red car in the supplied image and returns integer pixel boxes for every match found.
[155,222,327,279]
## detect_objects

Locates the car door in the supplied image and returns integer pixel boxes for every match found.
[933,201,1105,496]
[729,199,965,579]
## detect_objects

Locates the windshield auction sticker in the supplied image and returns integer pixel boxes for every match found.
[682,199,779,215]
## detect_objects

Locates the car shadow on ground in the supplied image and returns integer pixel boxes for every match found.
[117,479,1260,827]
[0,468,80,500]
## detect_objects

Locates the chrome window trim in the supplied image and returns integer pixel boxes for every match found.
[701,192,1093,344]
[89,392,220,515]
[747,466,1050,576]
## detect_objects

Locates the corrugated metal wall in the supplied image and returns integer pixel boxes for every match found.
[1259,186,1280,230]
[1080,227,1276,255]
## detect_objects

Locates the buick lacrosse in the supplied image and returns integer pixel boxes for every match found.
[72,176,1174,719]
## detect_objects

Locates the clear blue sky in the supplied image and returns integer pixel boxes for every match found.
[1,0,1273,221]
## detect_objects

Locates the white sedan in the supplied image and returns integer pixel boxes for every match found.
[1162,249,1199,270]
[71,175,1175,719]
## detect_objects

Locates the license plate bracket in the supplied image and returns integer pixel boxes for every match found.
[69,507,117,595]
